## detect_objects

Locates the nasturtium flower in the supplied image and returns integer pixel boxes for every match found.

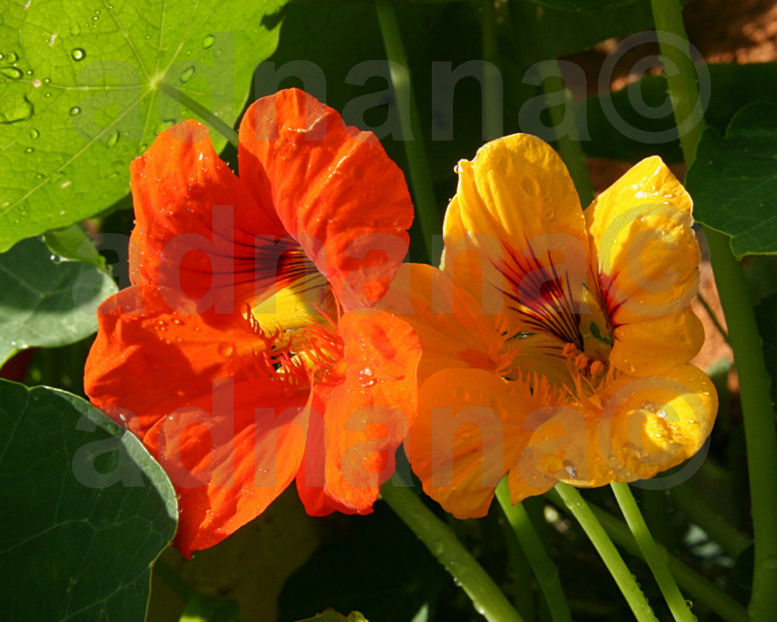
[84,89,421,556]
[382,133,717,517]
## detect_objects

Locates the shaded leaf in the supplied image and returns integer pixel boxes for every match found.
[0,0,287,251]
[523,0,635,12]
[0,237,117,365]
[686,102,777,258]
[579,63,777,163]
[43,224,106,270]
[0,380,178,621]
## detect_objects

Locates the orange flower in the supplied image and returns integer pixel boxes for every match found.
[382,134,716,517]
[84,89,421,556]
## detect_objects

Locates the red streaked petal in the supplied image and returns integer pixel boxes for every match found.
[129,120,285,318]
[296,309,421,515]
[238,88,413,308]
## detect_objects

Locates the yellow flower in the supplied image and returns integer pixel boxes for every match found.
[382,134,717,517]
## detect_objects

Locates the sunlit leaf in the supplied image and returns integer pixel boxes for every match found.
[0,380,178,621]
[686,102,777,258]
[0,236,117,366]
[0,0,287,251]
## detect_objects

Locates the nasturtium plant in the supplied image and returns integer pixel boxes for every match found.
[0,236,117,366]
[0,380,177,621]
[0,0,287,251]
[686,102,777,259]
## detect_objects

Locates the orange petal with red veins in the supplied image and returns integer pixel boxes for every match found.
[296,309,421,515]
[238,89,413,308]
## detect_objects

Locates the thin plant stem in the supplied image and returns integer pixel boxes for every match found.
[650,2,777,619]
[157,81,239,148]
[554,483,659,622]
[696,293,730,344]
[375,0,440,264]
[610,482,694,622]
[478,0,503,142]
[495,480,572,622]
[546,489,749,622]
[380,481,524,622]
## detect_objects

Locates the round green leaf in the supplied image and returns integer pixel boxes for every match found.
[0,0,287,251]
[0,380,178,621]
[0,236,117,366]
[686,102,777,259]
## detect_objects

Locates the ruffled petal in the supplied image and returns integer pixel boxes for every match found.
[441,133,589,343]
[129,121,285,320]
[84,286,310,557]
[238,89,413,309]
[407,368,536,518]
[585,157,700,328]
[598,364,717,483]
[379,263,510,383]
[296,309,421,514]
[610,308,704,376]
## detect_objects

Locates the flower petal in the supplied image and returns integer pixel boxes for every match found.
[84,286,310,557]
[610,308,704,376]
[585,157,700,332]
[296,309,421,514]
[407,368,534,518]
[441,133,589,343]
[129,121,285,319]
[379,263,510,383]
[238,88,413,308]
[598,364,717,483]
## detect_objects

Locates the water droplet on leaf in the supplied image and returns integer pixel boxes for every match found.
[28,127,39,139]
[202,34,215,49]
[1,67,23,79]
[69,105,81,116]
[71,48,86,61]
[179,66,195,83]
[31,78,41,87]
[106,129,119,147]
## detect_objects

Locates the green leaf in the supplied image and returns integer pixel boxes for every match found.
[296,610,369,622]
[579,63,777,163]
[44,223,106,270]
[0,380,178,621]
[0,236,117,365]
[179,593,241,622]
[0,0,287,251]
[685,102,777,259]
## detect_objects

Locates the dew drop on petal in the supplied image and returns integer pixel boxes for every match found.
[219,343,235,357]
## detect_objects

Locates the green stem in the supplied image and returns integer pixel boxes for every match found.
[650,2,777,619]
[546,490,749,622]
[157,81,239,148]
[554,483,659,622]
[696,293,730,344]
[375,0,440,264]
[496,480,572,622]
[478,0,503,142]
[540,65,595,206]
[380,482,524,622]
[611,483,694,622]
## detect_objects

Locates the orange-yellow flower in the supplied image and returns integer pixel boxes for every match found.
[382,134,717,517]
[84,89,421,556]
